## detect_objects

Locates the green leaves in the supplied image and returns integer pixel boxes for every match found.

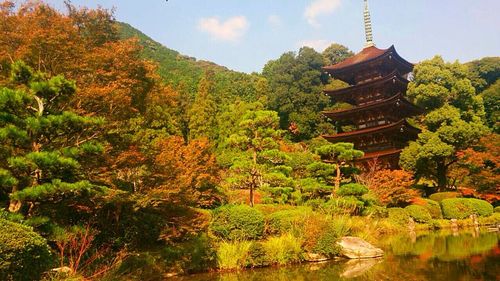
[315,143,364,162]
[10,180,106,202]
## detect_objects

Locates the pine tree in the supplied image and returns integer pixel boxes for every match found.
[0,61,106,214]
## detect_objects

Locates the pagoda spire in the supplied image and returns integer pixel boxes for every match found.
[363,0,375,48]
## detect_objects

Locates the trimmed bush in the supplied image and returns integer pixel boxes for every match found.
[337,183,369,197]
[495,206,500,213]
[429,192,460,202]
[0,219,53,281]
[405,205,432,223]
[266,207,312,235]
[211,205,265,241]
[262,234,302,265]
[216,241,252,270]
[441,198,494,219]
[421,199,443,219]
[388,208,410,226]
[312,218,349,257]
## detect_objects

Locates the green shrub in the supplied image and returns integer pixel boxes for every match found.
[211,205,265,241]
[161,233,216,273]
[216,241,252,270]
[429,192,461,202]
[362,205,388,218]
[441,198,493,219]
[247,242,270,268]
[495,206,500,213]
[0,219,53,281]
[337,183,369,197]
[262,234,302,265]
[421,199,443,219]
[266,207,312,235]
[387,208,410,226]
[405,205,432,223]
[321,197,364,215]
[312,218,349,257]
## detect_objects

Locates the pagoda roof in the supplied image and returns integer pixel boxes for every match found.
[322,119,420,142]
[322,93,423,121]
[323,45,414,83]
[359,148,401,161]
[324,70,408,98]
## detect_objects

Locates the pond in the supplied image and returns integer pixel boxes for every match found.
[172,229,499,281]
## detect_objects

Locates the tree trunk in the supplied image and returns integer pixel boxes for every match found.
[334,162,341,197]
[249,150,257,207]
[436,160,448,191]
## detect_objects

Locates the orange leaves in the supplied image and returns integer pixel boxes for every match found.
[154,136,221,207]
[0,1,158,120]
[369,169,419,207]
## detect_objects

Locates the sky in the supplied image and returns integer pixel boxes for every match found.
[45,0,500,73]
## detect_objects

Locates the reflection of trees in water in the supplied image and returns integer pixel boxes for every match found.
[177,231,499,281]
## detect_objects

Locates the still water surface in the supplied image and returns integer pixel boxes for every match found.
[173,230,499,281]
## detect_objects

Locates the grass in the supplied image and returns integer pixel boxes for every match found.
[216,241,252,270]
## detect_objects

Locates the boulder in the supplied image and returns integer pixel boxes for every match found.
[336,236,384,259]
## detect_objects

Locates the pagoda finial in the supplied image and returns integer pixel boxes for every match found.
[363,0,375,48]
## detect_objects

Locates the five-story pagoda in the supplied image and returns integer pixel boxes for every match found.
[322,0,422,168]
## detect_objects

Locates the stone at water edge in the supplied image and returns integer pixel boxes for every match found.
[304,252,329,262]
[336,236,384,259]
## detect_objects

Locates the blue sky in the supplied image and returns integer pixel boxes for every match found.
[46,0,499,73]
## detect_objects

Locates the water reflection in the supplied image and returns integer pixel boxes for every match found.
[173,230,499,281]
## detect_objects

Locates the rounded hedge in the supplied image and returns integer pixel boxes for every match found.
[0,219,53,281]
[495,206,500,213]
[266,207,311,235]
[387,208,410,226]
[210,205,265,241]
[429,192,461,202]
[405,205,432,223]
[337,183,369,197]
[421,199,443,219]
[441,198,494,219]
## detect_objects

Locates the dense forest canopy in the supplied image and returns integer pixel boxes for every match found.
[0,1,498,280]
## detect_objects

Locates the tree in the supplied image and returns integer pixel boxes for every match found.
[466,57,500,92]
[401,105,487,189]
[368,169,419,207]
[0,61,106,214]
[401,56,489,190]
[188,71,218,141]
[153,136,221,208]
[262,47,330,140]
[480,80,500,132]
[456,134,499,194]
[313,143,363,195]
[322,43,353,66]
[227,110,284,206]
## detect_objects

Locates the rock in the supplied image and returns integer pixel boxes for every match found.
[304,252,329,262]
[336,236,384,259]
[341,258,383,278]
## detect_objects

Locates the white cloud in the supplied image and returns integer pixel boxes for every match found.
[268,14,282,28]
[304,0,341,27]
[198,16,249,42]
[298,39,330,52]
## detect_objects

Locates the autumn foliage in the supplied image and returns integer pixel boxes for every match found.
[368,169,419,207]
[153,136,221,207]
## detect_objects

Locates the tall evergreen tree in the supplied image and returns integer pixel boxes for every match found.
[0,61,106,214]
[188,70,218,141]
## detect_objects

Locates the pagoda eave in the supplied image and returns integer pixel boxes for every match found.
[322,93,423,121]
[323,45,414,84]
[322,119,420,142]
[324,70,408,98]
